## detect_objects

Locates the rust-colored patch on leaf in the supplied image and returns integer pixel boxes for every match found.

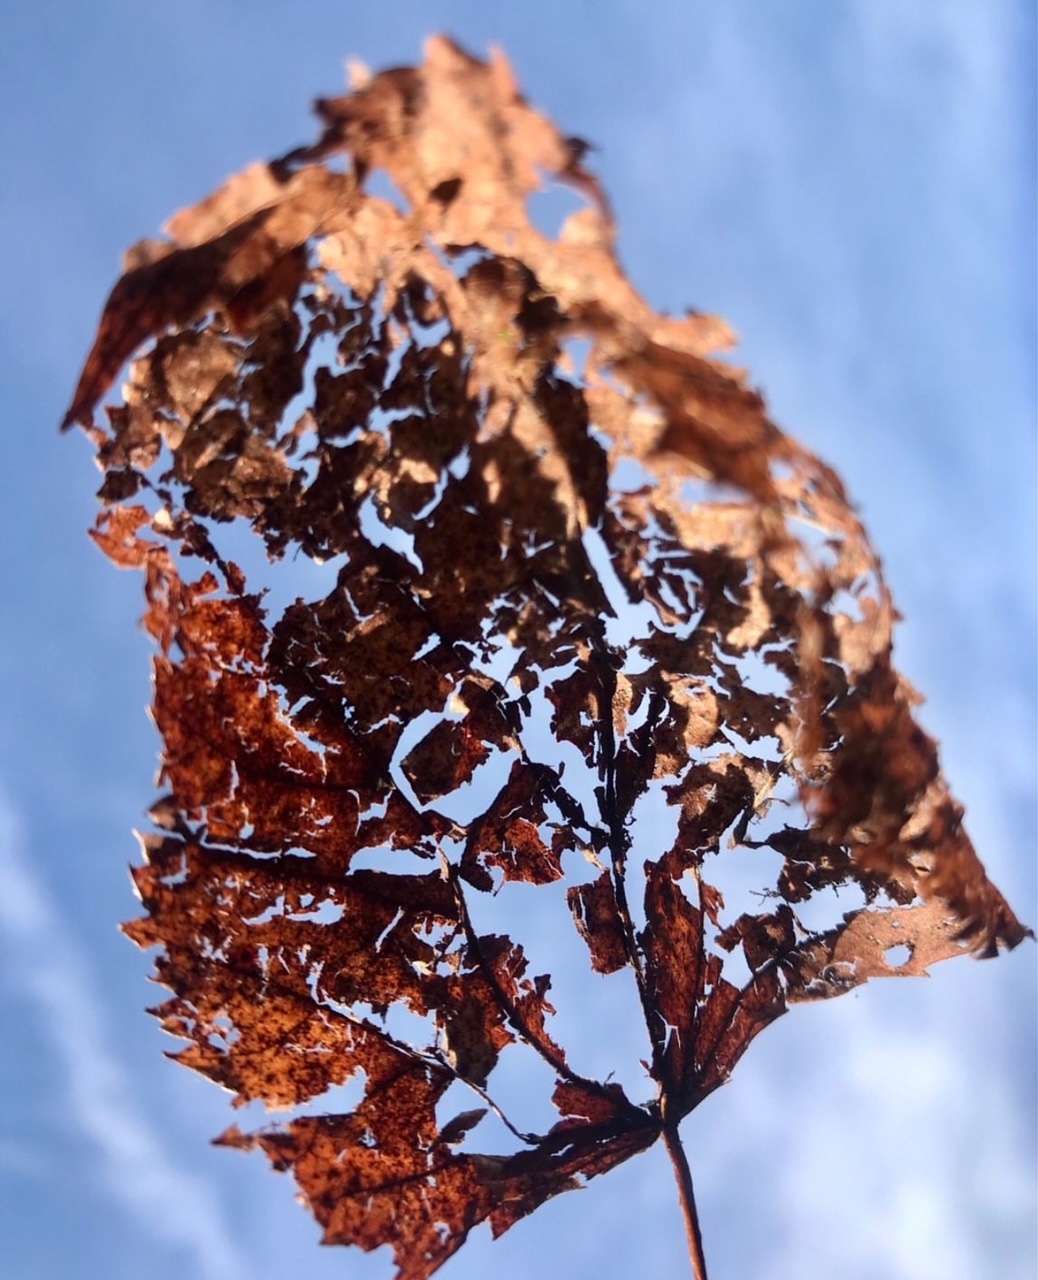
[65,35,1030,1280]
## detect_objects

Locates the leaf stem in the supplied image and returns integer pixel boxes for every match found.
[589,639,662,1069]
[431,1049,540,1146]
[661,1121,709,1280]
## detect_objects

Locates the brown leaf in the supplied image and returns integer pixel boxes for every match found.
[65,34,1031,1280]
[568,871,628,974]
[462,761,568,887]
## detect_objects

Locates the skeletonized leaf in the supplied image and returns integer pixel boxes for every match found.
[66,35,1031,1280]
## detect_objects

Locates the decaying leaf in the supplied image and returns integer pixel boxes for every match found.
[64,36,1031,1280]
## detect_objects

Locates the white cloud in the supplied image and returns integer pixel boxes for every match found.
[738,988,1036,1280]
[0,797,247,1280]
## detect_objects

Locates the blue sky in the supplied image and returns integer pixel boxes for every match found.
[1,4,1034,1279]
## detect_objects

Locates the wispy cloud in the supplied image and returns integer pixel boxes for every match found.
[773,1017,1024,1279]
[694,984,1036,1280]
[0,797,247,1280]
